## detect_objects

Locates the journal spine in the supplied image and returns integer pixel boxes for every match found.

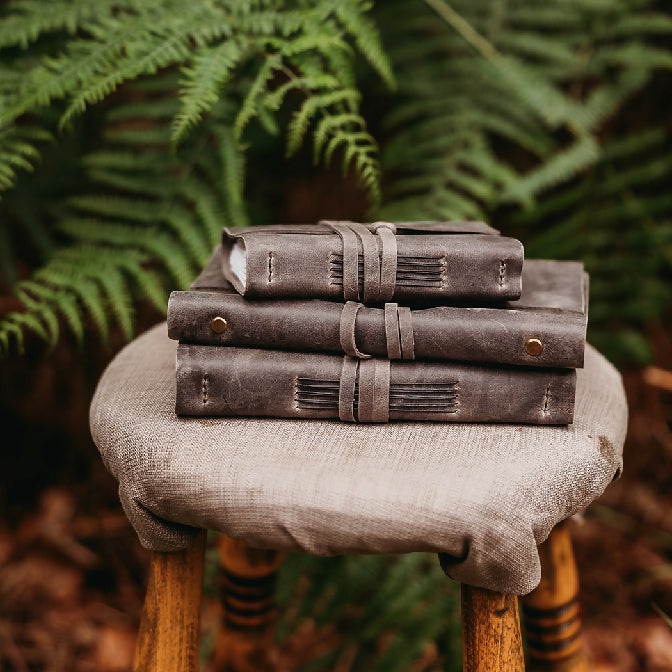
[175,345,576,424]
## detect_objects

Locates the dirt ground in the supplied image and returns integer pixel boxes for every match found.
[1,317,672,671]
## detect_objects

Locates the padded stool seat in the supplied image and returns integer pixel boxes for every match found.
[90,323,626,596]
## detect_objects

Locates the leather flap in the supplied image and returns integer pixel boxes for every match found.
[392,221,498,234]
[222,220,499,239]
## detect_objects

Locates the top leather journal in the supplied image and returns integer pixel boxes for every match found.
[221,220,524,304]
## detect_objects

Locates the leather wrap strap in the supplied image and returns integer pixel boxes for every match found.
[384,303,402,359]
[372,222,397,303]
[338,356,391,423]
[338,357,359,422]
[383,303,415,360]
[326,221,399,304]
[339,301,372,358]
[327,222,360,301]
[357,358,391,423]
[398,306,415,360]
[340,301,415,361]
[348,222,380,304]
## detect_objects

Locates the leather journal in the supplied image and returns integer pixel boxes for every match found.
[175,345,576,424]
[220,220,524,303]
[168,246,588,369]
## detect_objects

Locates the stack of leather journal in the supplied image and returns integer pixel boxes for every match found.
[167,221,588,424]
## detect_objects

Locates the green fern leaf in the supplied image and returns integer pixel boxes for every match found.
[0,312,48,353]
[263,74,340,112]
[234,53,282,139]
[0,124,51,194]
[216,127,249,228]
[313,112,365,162]
[15,285,60,346]
[502,134,600,203]
[334,2,396,89]
[179,178,229,246]
[95,265,134,341]
[606,13,672,37]
[286,89,360,156]
[0,0,136,49]
[172,38,248,146]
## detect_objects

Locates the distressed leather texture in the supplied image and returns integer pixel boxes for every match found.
[221,220,524,303]
[89,323,627,595]
[175,345,576,424]
[168,247,587,368]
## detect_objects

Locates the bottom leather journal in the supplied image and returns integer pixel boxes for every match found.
[175,345,576,424]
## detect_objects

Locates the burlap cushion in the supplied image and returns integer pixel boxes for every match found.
[90,323,627,595]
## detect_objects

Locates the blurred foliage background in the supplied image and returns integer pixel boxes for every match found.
[1,0,671,363]
[0,1,671,670]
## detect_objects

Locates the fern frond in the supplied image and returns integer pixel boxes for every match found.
[216,127,249,228]
[0,0,138,49]
[17,279,84,344]
[592,43,672,70]
[287,89,361,155]
[0,123,51,195]
[1,3,231,127]
[94,264,135,341]
[0,312,48,354]
[14,284,59,346]
[234,53,283,139]
[606,13,672,37]
[179,179,228,245]
[59,31,193,129]
[164,206,212,266]
[515,127,672,360]
[502,134,600,204]
[313,113,366,161]
[173,38,249,146]
[264,74,340,112]
[334,3,396,89]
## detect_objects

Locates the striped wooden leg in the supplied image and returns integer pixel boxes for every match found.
[462,585,525,672]
[522,521,590,671]
[212,535,284,672]
[133,529,207,672]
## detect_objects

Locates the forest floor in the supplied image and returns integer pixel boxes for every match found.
[1,319,672,672]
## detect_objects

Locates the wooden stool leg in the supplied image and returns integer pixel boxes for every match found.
[462,585,525,671]
[133,529,207,672]
[522,521,590,671]
[212,535,284,672]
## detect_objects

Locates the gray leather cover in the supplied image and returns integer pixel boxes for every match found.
[221,220,524,303]
[168,247,588,368]
[175,345,576,424]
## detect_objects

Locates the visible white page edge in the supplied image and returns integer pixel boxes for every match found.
[230,240,247,288]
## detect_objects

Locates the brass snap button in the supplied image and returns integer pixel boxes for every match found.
[210,316,228,334]
[524,338,543,356]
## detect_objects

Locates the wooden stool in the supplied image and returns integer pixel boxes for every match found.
[90,325,626,672]
[133,520,587,672]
